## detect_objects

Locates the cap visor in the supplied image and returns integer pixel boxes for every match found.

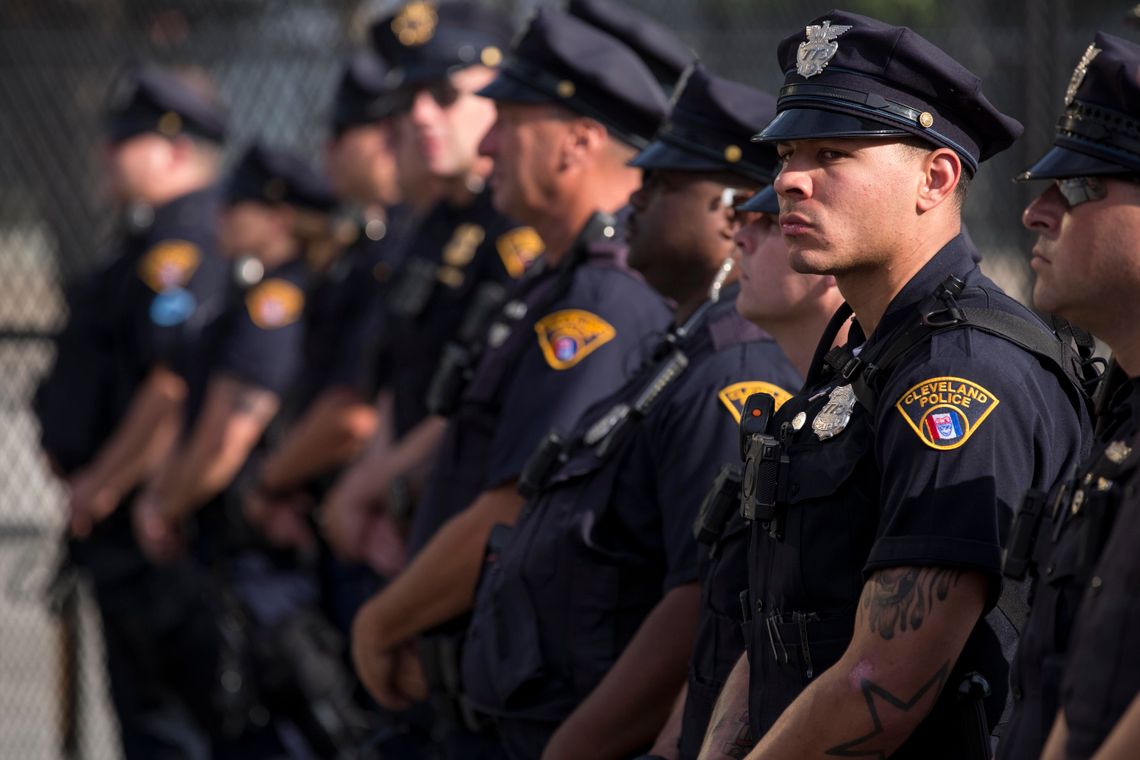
[753,108,909,143]
[739,185,779,214]
[476,73,553,104]
[1017,143,1133,181]
[630,140,726,173]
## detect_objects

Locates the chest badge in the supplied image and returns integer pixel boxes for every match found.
[1105,440,1133,465]
[812,384,856,440]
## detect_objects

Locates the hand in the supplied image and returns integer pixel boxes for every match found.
[394,642,428,703]
[351,598,419,710]
[320,468,388,561]
[362,512,407,577]
[243,489,315,550]
[132,494,184,564]
[67,470,122,539]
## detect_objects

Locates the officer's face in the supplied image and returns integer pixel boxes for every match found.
[734,210,833,326]
[219,201,290,259]
[627,170,740,299]
[326,122,399,205]
[773,138,923,276]
[1023,176,1140,334]
[104,133,175,204]
[406,66,497,180]
[479,102,570,224]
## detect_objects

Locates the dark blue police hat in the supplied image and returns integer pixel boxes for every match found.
[1019,32,1140,179]
[225,143,338,214]
[477,8,668,149]
[632,64,780,188]
[370,1,513,89]
[105,66,227,145]
[331,50,411,137]
[566,0,696,94]
[754,10,1023,175]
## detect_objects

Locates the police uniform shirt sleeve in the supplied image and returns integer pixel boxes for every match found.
[483,272,670,487]
[137,241,229,369]
[215,278,306,396]
[867,330,1082,587]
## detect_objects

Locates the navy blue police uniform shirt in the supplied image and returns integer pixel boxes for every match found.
[999,381,1140,760]
[406,218,673,556]
[293,205,414,410]
[459,291,800,747]
[35,187,228,475]
[373,191,542,438]
[1056,394,1140,760]
[743,235,1085,758]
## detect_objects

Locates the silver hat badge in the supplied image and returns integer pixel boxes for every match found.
[1066,44,1101,106]
[797,20,853,79]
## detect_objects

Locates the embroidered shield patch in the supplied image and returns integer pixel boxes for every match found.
[496,227,544,278]
[717,382,793,423]
[245,278,304,330]
[534,309,616,370]
[895,376,1000,451]
[138,240,201,292]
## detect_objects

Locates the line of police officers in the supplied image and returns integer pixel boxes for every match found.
[32,1,1140,759]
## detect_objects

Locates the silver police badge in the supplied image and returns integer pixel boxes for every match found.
[1066,44,1101,106]
[797,20,853,79]
[812,384,857,440]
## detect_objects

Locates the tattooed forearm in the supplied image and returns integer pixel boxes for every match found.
[824,661,950,759]
[861,567,962,640]
[721,708,753,759]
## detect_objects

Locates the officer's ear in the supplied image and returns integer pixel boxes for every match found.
[916,147,962,213]
[560,116,608,171]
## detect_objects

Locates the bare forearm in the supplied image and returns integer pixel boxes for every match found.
[260,387,377,492]
[364,484,524,648]
[1040,711,1067,760]
[1091,692,1140,760]
[544,584,699,760]
[698,654,753,760]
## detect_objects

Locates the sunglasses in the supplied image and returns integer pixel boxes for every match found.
[400,81,464,109]
[1055,175,1140,208]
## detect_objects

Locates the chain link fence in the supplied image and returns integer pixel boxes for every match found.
[0,1,1136,757]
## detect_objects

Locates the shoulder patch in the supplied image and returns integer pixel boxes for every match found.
[895,376,1000,451]
[442,223,485,268]
[245,278,304,330]
[534,309,616,370]
[138,240,201,292]
[718,382,794,423]
[496,227,544,278]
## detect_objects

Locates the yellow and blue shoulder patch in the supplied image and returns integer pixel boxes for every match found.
[535,309,616,370]
[718,382,793,423]
[895,376,1000,450]
[245,278,304,330]
[496,227,544,278]
[138,240,201,292]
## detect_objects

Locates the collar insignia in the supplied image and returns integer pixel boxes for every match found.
[392,2,438,47]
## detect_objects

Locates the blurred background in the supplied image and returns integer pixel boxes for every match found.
[0,1,1136,757]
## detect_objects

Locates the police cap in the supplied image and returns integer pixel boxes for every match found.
[370,1,513,89]
[632,64,779,191]
[225,143,337,214]
[1019,33,1140,179]
[477,8,668,149]
[566,0,696,94]
[105,66,226,145]
[754,10,1023,176]
[331,50,411,137]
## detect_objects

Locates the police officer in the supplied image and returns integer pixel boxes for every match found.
[456,65,801,760]
[32,65,230,760]
[350,7,674,755]
[998,32,1140,760]
[319,2,538,570]
[699,12,1090,760]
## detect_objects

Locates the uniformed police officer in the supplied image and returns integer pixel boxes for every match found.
[318,2,538,572]
[455,65,801,760]
[998,32,1140,760]
[698,12,1090,760]
[350,7,674,756]
[32,65,230,760]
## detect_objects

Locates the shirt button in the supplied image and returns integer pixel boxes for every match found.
[1012,687,1023,701]
[1045,563,1055,577]
[756,600,764,614]
[1091,576,1103,592]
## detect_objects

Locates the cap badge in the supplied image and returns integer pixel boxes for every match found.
[392,1,438,47]
[797,20,852,78]
[1066,43,1101,106]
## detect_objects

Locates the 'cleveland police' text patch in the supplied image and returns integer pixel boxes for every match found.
[246,279,304,330]
[718,382,793,423]
[895,376,999,450]
[138,240,201,292]
[535,309,615,370]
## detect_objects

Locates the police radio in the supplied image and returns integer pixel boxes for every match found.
[426,282,510,416]
[739,393,788,526]
[1002,487,1048,580]
[694,463,742,546]
[518,431,568,499]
